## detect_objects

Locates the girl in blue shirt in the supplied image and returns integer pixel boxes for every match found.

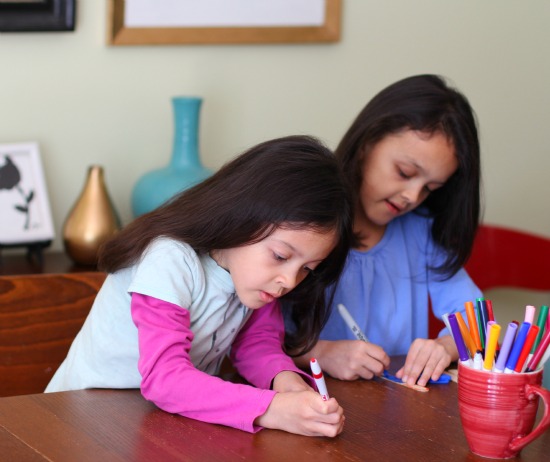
[292,75,482,387]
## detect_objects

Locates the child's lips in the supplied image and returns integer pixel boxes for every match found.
[260,291,277,303]
[386,200,402,214]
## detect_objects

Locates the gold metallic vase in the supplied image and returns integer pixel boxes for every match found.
[63,165,121,266]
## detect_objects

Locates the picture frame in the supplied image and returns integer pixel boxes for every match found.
[0,142,55,248]
[108,0,341,46]
[0,0,75,32]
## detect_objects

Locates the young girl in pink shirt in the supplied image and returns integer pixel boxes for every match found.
[46,135,352,437]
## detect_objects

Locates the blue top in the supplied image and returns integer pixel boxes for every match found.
[320,212,482,355]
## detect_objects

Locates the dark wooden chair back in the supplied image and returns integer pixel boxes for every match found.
[0,272,106,397]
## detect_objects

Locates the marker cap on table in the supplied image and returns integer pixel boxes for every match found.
[514,325,540,372]
[526,328,550,372]
[504,322,531,373]
[494,322,518,373]
[310,358,329,400]
[448,314,471,366]
[483,323,501,371]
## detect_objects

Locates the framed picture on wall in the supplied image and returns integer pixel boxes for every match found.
[0,0,76,32]
[108,0,341,45]
[0,142,54,248]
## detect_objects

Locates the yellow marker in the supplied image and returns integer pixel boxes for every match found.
[483,323,501,371]
[455,312,477,358]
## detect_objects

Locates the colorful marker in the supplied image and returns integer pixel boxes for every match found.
[535,341,550,372]
[514,325,540,372]
[476,298,488,350]
[310,358,329,400]
[442,313,455,341]
[504,322,531,373]
[483,323,501,371]
[473,350,483,370]
[455,312,477,358]
[465,301,482,352]
[486,299,495,322]
[337,303,369,342]
[531,305,549,353]
[448,314,471,366]
[526,329,550,372]
[524,305,536,324]
[494,322,518,373]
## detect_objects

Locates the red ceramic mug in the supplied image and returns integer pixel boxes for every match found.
[457,363,550,459]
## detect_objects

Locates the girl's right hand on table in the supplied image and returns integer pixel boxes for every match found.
[311,340,390,380]
[256,390,344,437]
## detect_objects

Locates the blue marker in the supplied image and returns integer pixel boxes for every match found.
[504,322,531,373]
[494,322,518,373]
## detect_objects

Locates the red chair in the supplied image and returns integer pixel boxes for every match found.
[428,224,550,338]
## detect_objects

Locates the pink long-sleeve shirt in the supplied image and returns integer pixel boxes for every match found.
[131,293,313,433]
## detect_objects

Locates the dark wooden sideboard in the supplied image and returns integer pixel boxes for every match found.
[0,251,97,276]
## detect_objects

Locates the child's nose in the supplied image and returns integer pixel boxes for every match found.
[278,270,299,290]
[402,184,424,204]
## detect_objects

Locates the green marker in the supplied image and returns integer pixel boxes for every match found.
[531,305,549,353]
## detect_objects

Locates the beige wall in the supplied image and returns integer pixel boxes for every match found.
[1,1,549,252]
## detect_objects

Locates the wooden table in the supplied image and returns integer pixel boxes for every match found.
[1,373,549,462]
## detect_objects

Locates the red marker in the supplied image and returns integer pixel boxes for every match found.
[514,325,540,372]
[526,329,550,372]
[310,358,329,400]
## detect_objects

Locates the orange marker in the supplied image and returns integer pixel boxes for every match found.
[465,301,482,352]
[456,311,477,358]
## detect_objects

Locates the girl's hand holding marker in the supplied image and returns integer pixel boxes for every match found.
[338,304,451,392]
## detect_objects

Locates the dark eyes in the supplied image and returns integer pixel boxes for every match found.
[399,168,435,194]
[398,169,411,179]
[273,253,313,273]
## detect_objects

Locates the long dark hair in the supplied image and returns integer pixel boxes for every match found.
[337,74,481,276]
[99,135,353,354]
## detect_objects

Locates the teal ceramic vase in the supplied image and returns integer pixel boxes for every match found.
[131,96,212,217]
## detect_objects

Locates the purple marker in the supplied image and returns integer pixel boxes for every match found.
[494,322,518,373]
[449,314,471,366]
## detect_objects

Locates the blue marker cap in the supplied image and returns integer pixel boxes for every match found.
[504,322,531,372]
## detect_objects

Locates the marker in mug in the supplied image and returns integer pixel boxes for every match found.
[504,322,531,373]
[310,358,329,401]
[483,323,501,371]
[514,325,539,372]
[337,303,369,342]
[473,350,483,370]
[448,313,471,367]
[524,305,536,324]
[526,329,550,372]
[494,322,518,373]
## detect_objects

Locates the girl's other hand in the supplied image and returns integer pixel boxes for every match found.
[395,335,456,387]
[272,370,312,393]
[309,340,390,381]
[255,391,345,437]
